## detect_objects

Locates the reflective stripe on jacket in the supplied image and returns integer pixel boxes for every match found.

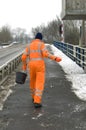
[28,42,43,61]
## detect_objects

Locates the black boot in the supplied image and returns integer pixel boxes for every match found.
[34,103,42,108]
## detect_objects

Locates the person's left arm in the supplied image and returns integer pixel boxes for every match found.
[41,43,62,62]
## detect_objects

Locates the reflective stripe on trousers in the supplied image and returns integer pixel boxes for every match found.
[30,88,43,97]
[35,89,43,97]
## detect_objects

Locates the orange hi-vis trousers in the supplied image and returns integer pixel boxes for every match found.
[28,60,45,104]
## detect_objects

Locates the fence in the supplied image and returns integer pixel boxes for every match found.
[0,54,22,85]
[53,41,86,71]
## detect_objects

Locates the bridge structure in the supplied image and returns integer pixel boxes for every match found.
[0,43,86,130]
[61,0,86,47]
[0,41,86,85]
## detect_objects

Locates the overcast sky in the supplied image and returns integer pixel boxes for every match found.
[0,0,62,33]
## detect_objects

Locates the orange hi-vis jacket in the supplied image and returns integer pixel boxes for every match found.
[21,39,57,104]
[22,39,57,70]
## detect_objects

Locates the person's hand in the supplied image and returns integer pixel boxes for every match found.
[55,57,62,62]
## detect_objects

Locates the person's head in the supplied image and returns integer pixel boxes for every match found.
[35,32,43,40]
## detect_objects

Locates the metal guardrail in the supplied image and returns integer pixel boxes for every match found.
[0,54,22,85]
[53,41,86,71]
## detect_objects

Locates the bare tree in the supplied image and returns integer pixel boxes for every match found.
[31,17,61,43]
[0,25,12,43]
[12,28,27,43]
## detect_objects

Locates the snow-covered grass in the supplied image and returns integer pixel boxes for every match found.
[51,44,86,101]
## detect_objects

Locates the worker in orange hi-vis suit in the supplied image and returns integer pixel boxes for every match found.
[21,32,62,108]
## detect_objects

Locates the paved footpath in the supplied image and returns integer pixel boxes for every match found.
[0,46,86,130]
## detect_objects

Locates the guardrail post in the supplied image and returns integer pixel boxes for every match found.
[73,46,76,61]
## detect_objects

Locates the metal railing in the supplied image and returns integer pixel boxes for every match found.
[53,41,86,71]
[0,54,22,85]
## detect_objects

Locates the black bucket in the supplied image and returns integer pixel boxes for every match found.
[16,72,27,84]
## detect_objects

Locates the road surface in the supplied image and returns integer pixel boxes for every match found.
[0,44,26,66]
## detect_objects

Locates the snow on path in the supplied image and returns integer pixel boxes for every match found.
[51,44,86,101]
